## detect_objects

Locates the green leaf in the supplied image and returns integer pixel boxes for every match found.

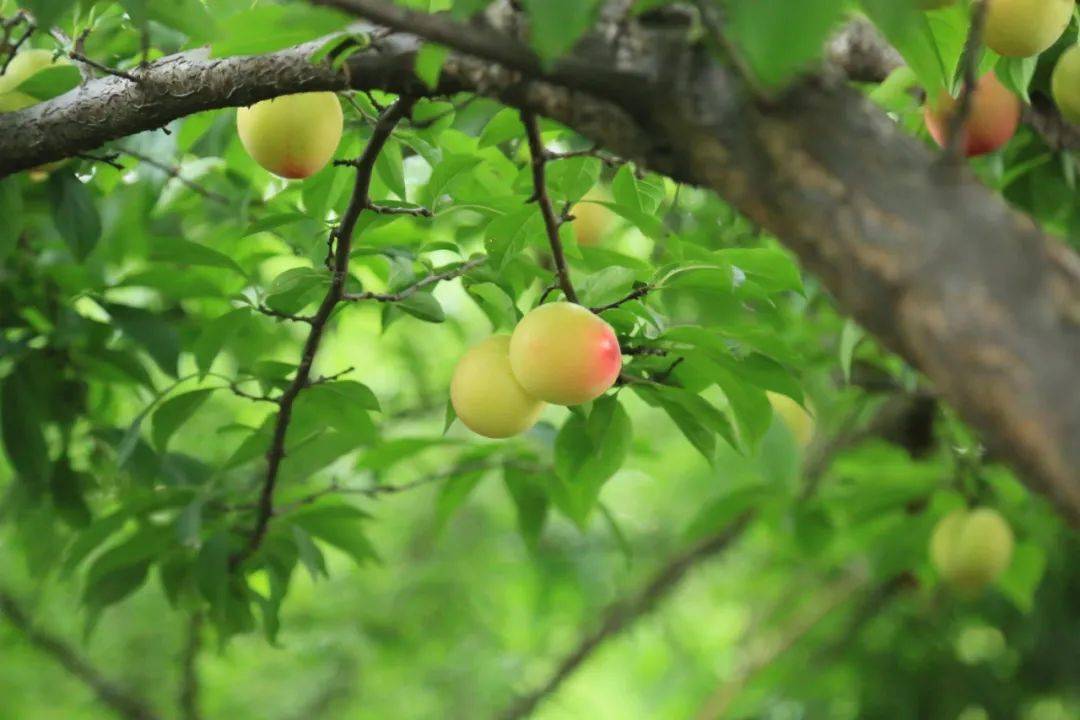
[839,319,864,384]
[522,0,603,61]
[594,201,666,241]
[479,108,526,148]
[265,267,329,315]
[485,206,545,270]
[49,458,91,528]
[374,139,407,200]
[151,238,246,277]
[860,0,949,92]
[717,247,803,294]
[15,64,80,101]
[288,504,378,568]
[425,154,483,208]
[397,292,446,323]
[503,464,548,549]
[211,5,350,57]
[684,484,769,542]
[0,178,23,261]
[106,304,182,376]
[553,396,632,526]
[48,174,101,261]
[467,282,518,330]
[415,43,449,89]
[435,468,486,531]
[726,0,847,88]
[548,156,601,203]
[22,0,75,29]
[996,55,1038,103]
[152,389,216,452]
[194,309,252,377]
[997,541,1047,614]
[0,364,50,485]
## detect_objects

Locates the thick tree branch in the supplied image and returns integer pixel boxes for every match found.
[497,513,754,720]
[230,97,415,570]
[0,587,162,720]
[522,111,579,303]
[0,7,1077,524]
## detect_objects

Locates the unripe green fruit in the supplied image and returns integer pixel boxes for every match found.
[930,507,1014,594]
[509,302,622,406]
[767,391,814,447]
[571,189,613,247]
[236,92,343,179]
[984,0,1074,58]
[451,335,544,439]
[1052,45,1080,125]
[923,72,1020,156]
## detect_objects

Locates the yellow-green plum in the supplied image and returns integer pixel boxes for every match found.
[984,0,1073,57]
[767,391,814,448]
[1052,45,1080,125]
[509,302,622,406]
[0,48,69,112]
[930,507,1015,594]
[571,188,613,247]
[236,92,343,179]
[923,72,1020,156]
[451,335,544,439]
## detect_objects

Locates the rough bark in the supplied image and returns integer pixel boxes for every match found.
[0,8,1077,523]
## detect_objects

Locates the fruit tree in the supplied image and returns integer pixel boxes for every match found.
[0,1,1078,719]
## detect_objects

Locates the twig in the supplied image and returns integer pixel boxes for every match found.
[116,148,230,205]
[0,586,162,720]
[589,283,653,313]
[77,152,124,170]
[521,111,578,304]
[306,366,355,387]
[497,513,753,720]
[255,304,315,324]
[178,612,203,720]
[368,202,433,217]
[944,0,988,161]
[1,18,34,75]
[342,255,486,302]
[544,144,627,168]
[228,381,281,405]
[537,281,560,305]
[67,50,142,82]
[229,97,417,571]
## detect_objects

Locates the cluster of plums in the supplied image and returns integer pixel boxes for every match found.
[451,302,623,438]
[930,506,1014,594]
[920,0,1080,157]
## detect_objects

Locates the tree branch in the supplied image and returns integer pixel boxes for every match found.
[943,1,988,161]
[0,586,162,720]
[522,111,579,304]
[0,5,1076,524]
[497,513,754,720]
[178,612,202,720]
[229,97,416,570]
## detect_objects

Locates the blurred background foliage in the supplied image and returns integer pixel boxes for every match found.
[1,1,1078,719]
